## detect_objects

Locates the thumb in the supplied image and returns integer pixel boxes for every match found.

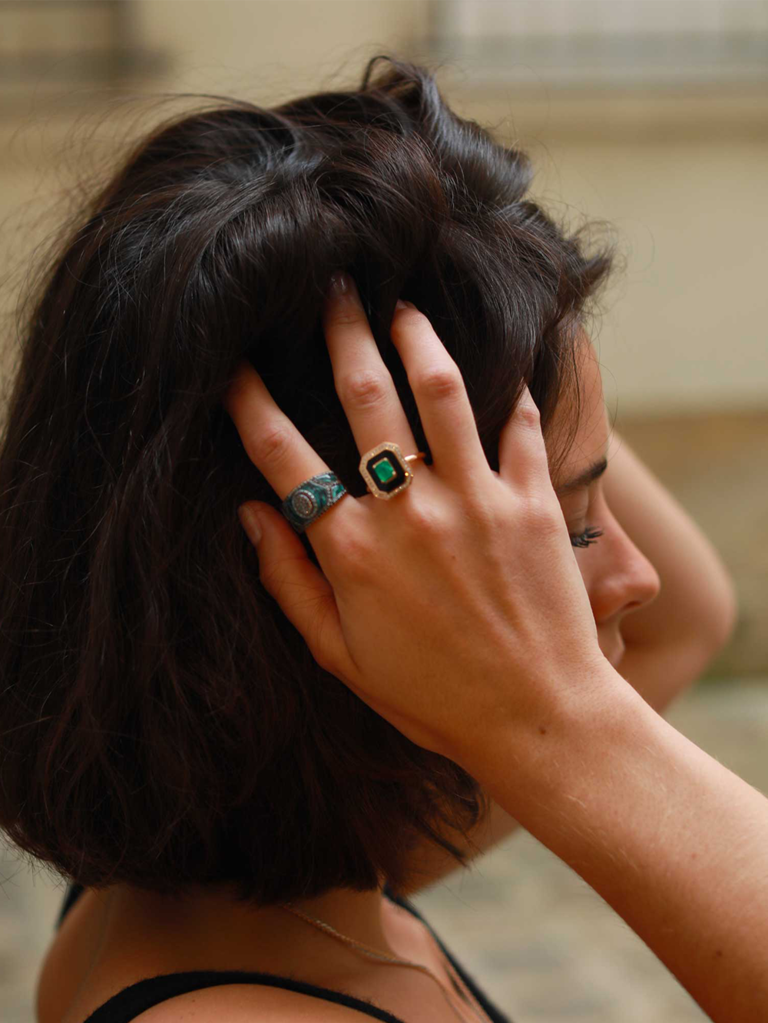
[237,501,349,680]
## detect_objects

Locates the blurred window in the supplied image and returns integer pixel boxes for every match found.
[425,0,768,91]
[0,0,166,95]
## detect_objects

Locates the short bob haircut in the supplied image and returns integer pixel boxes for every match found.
[0,56,615,905]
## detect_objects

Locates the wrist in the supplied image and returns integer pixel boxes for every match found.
[461,659,645,818]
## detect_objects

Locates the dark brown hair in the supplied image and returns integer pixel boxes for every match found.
[0,56,615,904]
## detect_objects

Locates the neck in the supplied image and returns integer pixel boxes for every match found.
[97,878,400,975]
[283,884,397,953]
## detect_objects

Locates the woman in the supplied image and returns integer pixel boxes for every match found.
[0,56,747,1023]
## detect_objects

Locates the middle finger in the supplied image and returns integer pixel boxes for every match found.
[323,272,419,460]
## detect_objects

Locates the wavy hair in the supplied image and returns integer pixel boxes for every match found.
[0,56,615,903]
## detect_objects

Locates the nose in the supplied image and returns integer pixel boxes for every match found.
[590,518,661,625]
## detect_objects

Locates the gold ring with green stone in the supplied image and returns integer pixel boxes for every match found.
[359,442,427,500]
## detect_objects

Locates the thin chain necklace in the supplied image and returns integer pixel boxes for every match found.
[282,902,494,1023]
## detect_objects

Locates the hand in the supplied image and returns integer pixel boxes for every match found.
[224,273,611,772]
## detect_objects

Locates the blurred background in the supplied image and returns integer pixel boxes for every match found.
[0,2,766,1021]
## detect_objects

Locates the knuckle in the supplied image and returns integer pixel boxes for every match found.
[252,425,293,468]
[465,488,559,540]
[516,398,542,429]
[402,496,450,536]
[327,304,361,328]
[257,560,280,595]
[339,369,391,411]
[330,528,375,579]
[412,366,463,402]
[462,491,502,533]
[522,492,563,534]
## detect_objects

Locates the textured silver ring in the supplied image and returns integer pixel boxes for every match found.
[281,472,348,534]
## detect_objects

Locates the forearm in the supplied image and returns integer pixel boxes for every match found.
[402,435,739,892]
[470,673,768,1023]
[603,432,738,649]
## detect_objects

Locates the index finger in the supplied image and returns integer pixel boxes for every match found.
[223,359,349,535]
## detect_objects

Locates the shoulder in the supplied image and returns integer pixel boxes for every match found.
[131,982,370,1022]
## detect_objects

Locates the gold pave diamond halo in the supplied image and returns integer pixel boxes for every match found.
[359,442,426,500]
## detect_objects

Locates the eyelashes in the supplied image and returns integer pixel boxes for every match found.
[569,525,604,549]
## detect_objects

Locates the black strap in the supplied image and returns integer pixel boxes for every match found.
[83,969,408,1022]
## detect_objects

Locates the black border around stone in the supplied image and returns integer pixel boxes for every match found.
[366,452,406,494]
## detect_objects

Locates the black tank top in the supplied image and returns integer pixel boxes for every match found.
[56,883,514,1022]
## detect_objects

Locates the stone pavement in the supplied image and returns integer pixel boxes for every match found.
[2,679,767,1023]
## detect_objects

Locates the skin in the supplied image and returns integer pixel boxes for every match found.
[554,334,661,670]
[41,319,667,1023]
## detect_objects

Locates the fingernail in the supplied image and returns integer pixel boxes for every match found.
[395,299,414,310]
[329,271,350,297]
[238,504,262,545]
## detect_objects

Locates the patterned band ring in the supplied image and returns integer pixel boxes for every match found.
[281,472,348,534]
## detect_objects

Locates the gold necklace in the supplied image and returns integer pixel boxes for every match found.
[282,902,494,1023]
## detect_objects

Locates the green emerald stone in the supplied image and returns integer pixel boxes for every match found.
[373,457,396,484]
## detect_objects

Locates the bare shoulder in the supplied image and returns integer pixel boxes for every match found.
[132,982,370,1022]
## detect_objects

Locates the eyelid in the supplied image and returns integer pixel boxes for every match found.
[563,486,599,528]
[554,457,609,498]
[560,490,590,512]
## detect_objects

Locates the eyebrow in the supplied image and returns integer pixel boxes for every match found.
[554,457,609,497]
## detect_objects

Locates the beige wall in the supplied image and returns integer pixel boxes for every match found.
[464,91,768,417]
[133,0,428,102]
[2,1,766,415]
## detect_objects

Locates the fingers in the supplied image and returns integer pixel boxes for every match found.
[388,301,491,487]
[497,385,553,492]
[238,500,355,685]
[322,274,418,461]
[226,277,548,557]
[223,359,350,542]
